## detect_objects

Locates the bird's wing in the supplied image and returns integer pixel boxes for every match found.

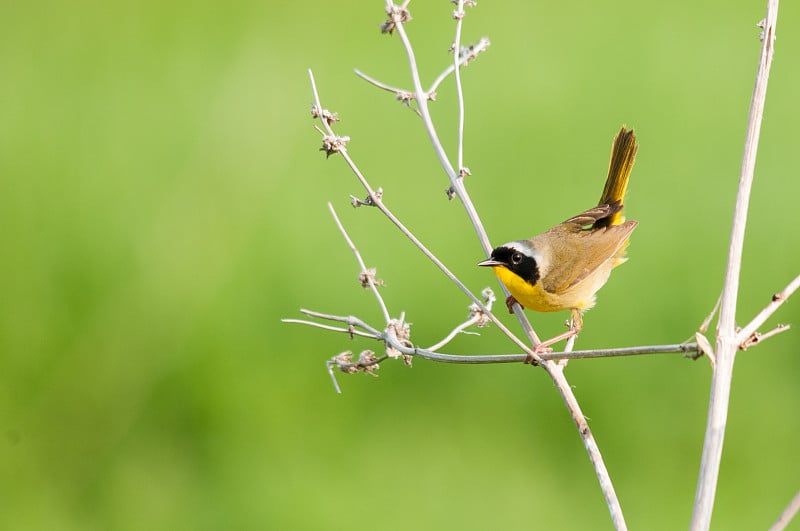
[540,218,638,294]
[560,202,622,230]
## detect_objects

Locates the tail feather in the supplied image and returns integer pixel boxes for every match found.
[598,127,638,226]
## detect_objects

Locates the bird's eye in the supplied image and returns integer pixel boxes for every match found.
[511,252,523,265]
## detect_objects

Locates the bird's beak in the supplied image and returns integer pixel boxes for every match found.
[477,258,503,267]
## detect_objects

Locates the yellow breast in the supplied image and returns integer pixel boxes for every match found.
[491,262,610,313]
[492,266,568,312]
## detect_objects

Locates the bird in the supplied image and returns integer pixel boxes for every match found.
[478,126,638,350]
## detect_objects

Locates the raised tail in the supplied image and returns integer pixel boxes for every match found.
[598,126,638,226]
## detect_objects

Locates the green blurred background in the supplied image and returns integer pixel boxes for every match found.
[1,0,798,529]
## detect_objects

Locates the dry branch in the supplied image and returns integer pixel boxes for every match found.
[294,2,797,530]
[690,2,780,529]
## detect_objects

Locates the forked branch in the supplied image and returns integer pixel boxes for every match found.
[295,2,796,530]
[690,1,780,529]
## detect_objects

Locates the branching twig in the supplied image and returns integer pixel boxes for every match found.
[328,202,391,323]
[309,69,543,364]
[690,2,780,529]
[353,69,419,110]
[390,7,547,352]
[426,288,494,351]
[423,3,624,525]
[452,0,467,174]
[425,316,482,351]
[303,2,795,528]
[283,310,700,364]
[770,488,800,531]
[355,40,490,107]
[736,273,800,347]
[315,4,629,526]
[388,4,545,353]
[282,319,378,339]
[326,350,388,393]
[428,37,490,96]
[739,323,790,350]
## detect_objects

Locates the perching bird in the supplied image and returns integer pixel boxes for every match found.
[478,126,638,349]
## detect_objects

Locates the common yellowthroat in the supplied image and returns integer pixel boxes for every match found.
[478,126,638,347]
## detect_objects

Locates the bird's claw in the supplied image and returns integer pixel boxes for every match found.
[505,295,520,314]
[523,344,553,365]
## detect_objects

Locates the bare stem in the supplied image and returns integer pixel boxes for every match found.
[326,360,343,394]
[548,365,626,530]
[328,202,391,323]
[453,0,466,172]
[353,69,409,97]
[736,273,800,346]
[427,37,490,95]
[425,315,481,351]
[354,36,490,105]
[741,323,790,348]
[283,311,699,363]
[392,7,625,526]
[769,488,800,531]
[391,9,544,351]
[309,68,543,362]
[690,2,779,529]
[281,319,380,339]
[426,287,497,351]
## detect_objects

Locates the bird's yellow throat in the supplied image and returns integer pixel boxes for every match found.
[490,264,577,313]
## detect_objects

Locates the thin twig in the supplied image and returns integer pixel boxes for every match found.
[338,190,497,353]
[355,36,490,106]
[353,69,410,96]
[739,323,790,350]
[427,37,491,95]
[309,69,543,362]
[548,364,625,530]
[736,273,800,346]
[281,319,380,339]
[407,0,475,356]
[769,488,800,531]
[284,311,699,363]
[699,295,722,334]
[753,323,790,342]
[326,361,343,394]
[453,0,467,174]
[390,13,544,351]
[328,202,391,323]
[695,332,716,367]
[392,8,625,526]
[426,287,496,351]
[690,2,779,529]
[298,309,385,336]
[425,315,481,351]
[562,318,578,367]
[353,69,420,114]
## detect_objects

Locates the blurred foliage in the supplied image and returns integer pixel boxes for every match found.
[0,0,798,529]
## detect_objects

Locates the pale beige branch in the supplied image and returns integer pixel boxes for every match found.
[284,310,700,364]
[327,202,391,323]
[736,273,800,346]
[691,2,779,529]
[426,288,494,352]
[308,68,546,366]
[769,488,800,531]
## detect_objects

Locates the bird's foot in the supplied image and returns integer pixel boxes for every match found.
[523,343,554,365]
[505,295,520,314]
[524,327,582,365]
